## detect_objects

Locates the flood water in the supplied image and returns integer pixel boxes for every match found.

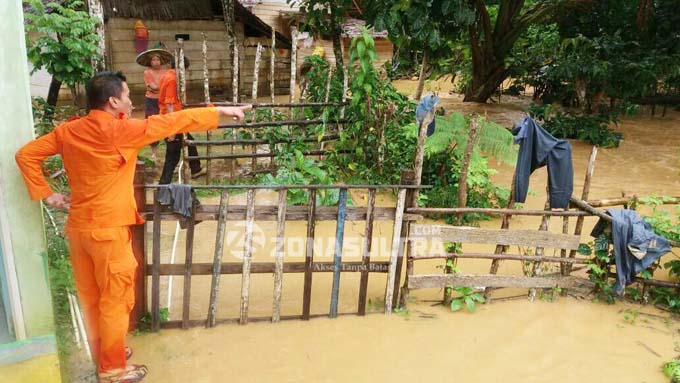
[128,82,680,382]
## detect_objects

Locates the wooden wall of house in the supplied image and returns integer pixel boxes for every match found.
[106,18,291,104]
[247,1,297,39]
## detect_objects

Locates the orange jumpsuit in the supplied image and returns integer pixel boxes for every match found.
[15,107,218,373]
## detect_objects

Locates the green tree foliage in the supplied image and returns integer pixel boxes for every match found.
[24,0,102,107]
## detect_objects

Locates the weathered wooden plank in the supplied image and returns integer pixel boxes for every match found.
[151,191,162,332]
[408,225,581,250]
[384,188,408,314]
[151,261,391,276]
[357,189,376,315]
[181,200,196,329]
[408,274,591,289]
[206,191,228,328]
[239,189,256,325]
[411,252,589,264]
[329,189,348,318]
[302,189,316,320]
[272,189,287,323]
[486,174,517,299]
[407,207,589,217]
[270,28,276,103]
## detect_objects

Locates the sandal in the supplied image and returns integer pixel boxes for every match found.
[125,346,133,360]
[98,364,148,383]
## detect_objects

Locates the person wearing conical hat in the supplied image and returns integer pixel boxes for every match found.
[136,49,172,162]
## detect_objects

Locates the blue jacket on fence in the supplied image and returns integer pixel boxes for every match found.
[512,117,573,209]
[591,209,672,295]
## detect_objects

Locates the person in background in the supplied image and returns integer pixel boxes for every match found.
[139,50,169,162]
[158,56,207,183]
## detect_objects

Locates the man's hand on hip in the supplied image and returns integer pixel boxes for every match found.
[44,193,70,211]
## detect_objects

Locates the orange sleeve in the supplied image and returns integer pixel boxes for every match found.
[15,131,58,200]
[160,76,178,106]
[116,107,219,149]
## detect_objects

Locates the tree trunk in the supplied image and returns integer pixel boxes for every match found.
[44,76,62,121]
[414,51,429,101]
[464,62,507,103]
[331,19,344,86]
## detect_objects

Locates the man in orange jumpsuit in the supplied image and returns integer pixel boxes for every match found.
[15,71,249,382]
[158,57,205,184]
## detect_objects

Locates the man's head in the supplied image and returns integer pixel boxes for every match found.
[170,56,190,70]
[86,71,133,117]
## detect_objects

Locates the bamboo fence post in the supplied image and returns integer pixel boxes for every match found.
[230,34,239,180]
[251,43,264,171]
[151,191,162,332]
[357,188,376,315]
[289,27,298,119]
[178,40,193,183]
[272,189,288,322]
[207,191,229,328]
[339,42,349,127]
[239,189,256,324]
[320,67,334,153]
[181,200,197,329]
[560,213,570,276]
[528,196,551,301]
[87,0,106,70]
[270,28,276,104]
[202,33,213,184]
[445,116,481,304]
[330,188,348,318]
[302,189,317,320]
[131,163,146,330]
[385,188,408,314]
[566,146,598,273]
[398,171,416,309]
[485,174,516,301]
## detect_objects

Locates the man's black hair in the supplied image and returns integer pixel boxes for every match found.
[86,71,127,111]
[170,56,191,69]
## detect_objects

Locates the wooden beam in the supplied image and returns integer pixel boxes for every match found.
[151,261,391,276]
[408,274,591,289]
[151,191,162,332]
[329,189,348,318]
[384,188,408,314]
[181,201,196,329]
[206,191,228,328]
[239,189,256,325]
[409,224,581,250]
[302,190,316,320]
[411,253,589,264]
[272,189,287,323]
[357,189,376,315]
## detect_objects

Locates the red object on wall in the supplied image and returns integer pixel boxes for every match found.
[134,20,149,54]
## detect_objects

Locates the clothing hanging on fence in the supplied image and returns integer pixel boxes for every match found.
[416,94,439,137]
[591,209,671,295]
[158,184,200,228]
[512,116,573,209]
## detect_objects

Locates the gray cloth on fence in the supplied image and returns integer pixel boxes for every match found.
[591,209,671,295]
[158,184,194,217]
[512,116,573,209]
[416,93,439,137]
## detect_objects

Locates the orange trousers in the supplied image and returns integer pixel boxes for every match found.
[67,226,138,373]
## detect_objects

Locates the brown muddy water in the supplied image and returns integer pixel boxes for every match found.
[128,84,680,382]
